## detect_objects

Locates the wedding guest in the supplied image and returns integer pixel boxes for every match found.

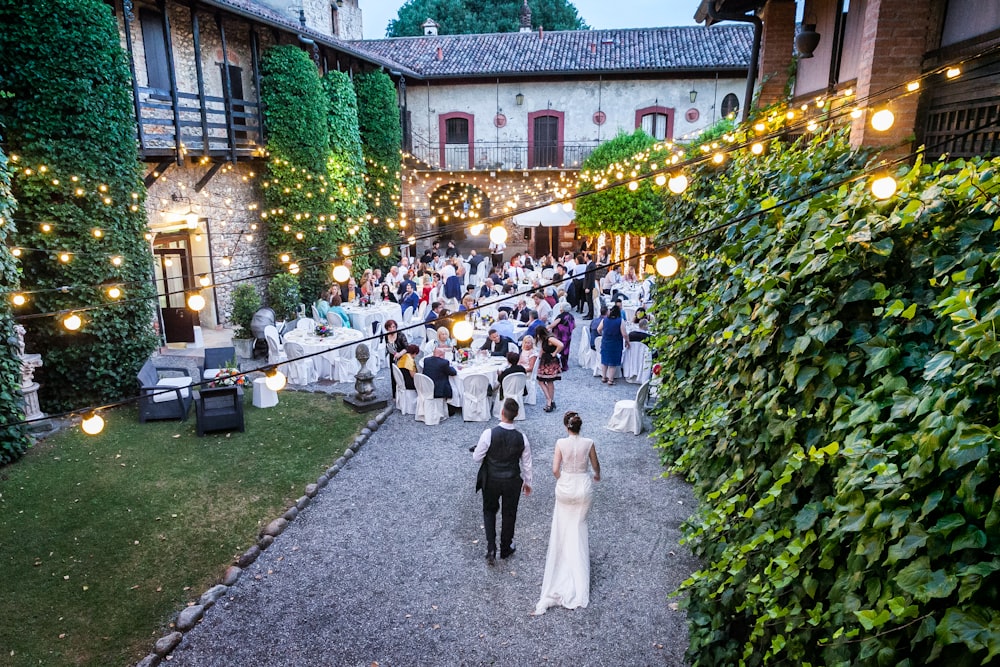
[379,283,398,303]
[328,294,351,328]
[497,351,528,399]
[396,343,419,390]
[598,304,629,385]
[535,325,564,412]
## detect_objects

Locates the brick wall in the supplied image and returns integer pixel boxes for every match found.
[757,0,797,108]
[849,0,935,156]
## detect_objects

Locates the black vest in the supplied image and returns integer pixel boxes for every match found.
[486,426,525,480]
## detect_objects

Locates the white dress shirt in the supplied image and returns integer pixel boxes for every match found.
[472,422,533,487]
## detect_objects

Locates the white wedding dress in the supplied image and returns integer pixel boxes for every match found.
[534,435,595,615]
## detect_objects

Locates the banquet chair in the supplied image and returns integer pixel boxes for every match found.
[592,336,603,376]
[284,341,318,385]
[311,304,322,321]
[137,360,193,423]
[607,381,651,435]
[296,318,315,331]
[326,312,344,328]
[494,372,526,420]
[263,325,286,365]
[201,346,237,382]
[541,267,555,280]
[461,374,492,422]
[413,373,448,426]
[578,328,598,369]
[524,361,539,406]
[622,342,652,384]
[390,364,418,415]
[476,260,488,285]
[416,301,428,323]
[401,306,414,323]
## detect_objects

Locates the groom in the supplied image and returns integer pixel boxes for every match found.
[472,398,533,565]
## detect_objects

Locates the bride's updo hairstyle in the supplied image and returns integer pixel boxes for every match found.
[563,411,583,434]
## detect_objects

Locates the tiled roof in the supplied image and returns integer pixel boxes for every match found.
[351,25,753,78]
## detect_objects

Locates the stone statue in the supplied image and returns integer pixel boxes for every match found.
[13,324,45,421]
[353,343,376,403]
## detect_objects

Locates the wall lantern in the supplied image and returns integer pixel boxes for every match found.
[796,23,821,58]
[689,89,698,103]
[515,92,524,106]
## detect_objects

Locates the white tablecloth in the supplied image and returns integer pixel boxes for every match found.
[283,327,373,381]
[342,302,403,336]
[448,356,507,408]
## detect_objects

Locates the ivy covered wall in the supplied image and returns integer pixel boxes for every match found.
[650,128,1000,665]
[0,0,157,412]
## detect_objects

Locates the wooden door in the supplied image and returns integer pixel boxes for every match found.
[154,242,198,343]
[533,115,559,167]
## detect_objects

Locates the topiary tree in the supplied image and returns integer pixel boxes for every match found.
[574,129,666,236]
[0,0,157,412]
[266,272,300,322]
[0,143,31,464]
[387,0,588,36]
[353,70,402,263]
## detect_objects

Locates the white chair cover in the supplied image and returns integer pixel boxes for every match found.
[592,336,603,376]
[264,325,285,365]
[578,327,598,368]
[407,324,427,345]
[607,381,651,435]
[311,303,322,321]
[416,301,428,323]
[401,306,414,323]
[494,372,527,420]
[296,318,315,331]
[524,359,539,405]
[461,374,492,422]
[326,312,344,328]
[390,363,418,415]
[284,341,318,385]
[331,340,360,383]
[541,267,555,280]
[622,342,652,384]
[414,373,448,425]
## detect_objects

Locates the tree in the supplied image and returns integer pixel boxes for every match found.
[386,0,587,37]
[0,0,158,412]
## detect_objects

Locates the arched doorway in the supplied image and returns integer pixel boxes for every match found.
[427,183,491,243]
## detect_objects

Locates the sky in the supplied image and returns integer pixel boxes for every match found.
[360,0,704,40]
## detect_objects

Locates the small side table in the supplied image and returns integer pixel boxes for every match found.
[252,377,279,408]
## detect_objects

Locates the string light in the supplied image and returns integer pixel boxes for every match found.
[187,292,206,311]
[264,368,287,392]
[63,313,82,331]
[111,256,122,266]
[871,109,895,131]
[107,286,122,300]
[452,320,473,341]
[199,274,211,287]
[288,262,300,275]
[379,246,391,257]
[750,142,765,155]
[667,174,689,195]
[946,67,961,78]
[655,254,679,277]
[80,412,105,436]
[871,175,897,200]
[11,294,26,306]
[332,264,351,283]
[906,81,920,92]
[489,226,508,245]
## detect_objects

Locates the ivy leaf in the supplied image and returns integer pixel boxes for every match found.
[940,424,993,471]
[896,557,957,601]
[796,366,820,393]
[950,525,988,554]
[808,321,842,344]
[870,238,895,256]
[842,280,873,303]
[885,529,928,565]
[923,351,955,381]
[935,607,993,653]
[855,608,891,631]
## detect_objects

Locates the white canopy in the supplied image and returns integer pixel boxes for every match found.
[512,204,576,227]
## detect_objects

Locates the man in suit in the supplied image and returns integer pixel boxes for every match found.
[422,347,457,400]
[399,282,420,318]
[480,329,514,357]
[472,398,533,565]
[497,351,527,399]
[582,252,597,319]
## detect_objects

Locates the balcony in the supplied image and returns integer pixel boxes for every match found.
[407,139,601,172]
[136,86,263,161]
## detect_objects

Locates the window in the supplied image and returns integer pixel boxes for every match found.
[438,112,474,168]
[445,117,469,144]
[640,113,669,140]
[139,8,171,92]
[528,110,564,168]
[721,93,740,119]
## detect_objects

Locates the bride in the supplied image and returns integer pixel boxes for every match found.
[532,411,602,615]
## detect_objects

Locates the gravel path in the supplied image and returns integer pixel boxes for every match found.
[168,324,698,666]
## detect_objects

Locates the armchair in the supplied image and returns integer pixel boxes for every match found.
[201,346,238,382]
[195,386,245,436]
[137,360,194,423]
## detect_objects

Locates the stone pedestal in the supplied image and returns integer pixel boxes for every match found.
[19,352,50,431]
[343,343,388,413]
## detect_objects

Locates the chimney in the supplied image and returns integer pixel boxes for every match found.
[422,18,439,36]
[589,42,596,54]
[519,0,532,33]
[538,26,544,40]
[436,45,443,61]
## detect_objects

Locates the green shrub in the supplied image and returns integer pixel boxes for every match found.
[266,272,300,321]
[0,144,30,464]
[229,284,260,339]
[0,0,157,412]
[651,127,1000,665]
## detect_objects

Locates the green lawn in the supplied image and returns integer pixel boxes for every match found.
[0,391,367,666]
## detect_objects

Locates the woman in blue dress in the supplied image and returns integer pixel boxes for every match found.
[597,304,629,385]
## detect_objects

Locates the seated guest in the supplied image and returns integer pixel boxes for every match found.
[424,301,444,331]
[480,328,514,357]
[328,294,351,328]
[493,311,516,341]
[590,306,608,349]
[510,298,530,323]
[399,282,420,317]
[379,283,398,303]
[532,292,552,324]
[497,351,527,399]
[468,249,485,273]
[396,270,417,299]
[521,310,543,340]
[422,346,457,400]
[459,294,476,312]
[424,326,454,356]
[519,335,539,375]
[315,292,332,320]
[628,318,651,343]
[396,343,419,390]
[633,307,650,324]
[478,278,499,300]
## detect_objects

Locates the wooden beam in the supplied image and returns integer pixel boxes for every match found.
[120,0,147,152]
[158,0,184,164]
[216,13,237,164]
[194,160,224,192]
[144,161,174,187]
[191,2,210,157]
[250,27,265,148]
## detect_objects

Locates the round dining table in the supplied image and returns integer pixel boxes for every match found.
[447,355,507,408]
[283,327,373,382]
[342,302,403,337]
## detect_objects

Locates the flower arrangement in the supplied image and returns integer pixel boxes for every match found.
[457,348,471,363]
[211,362,246,388]
[359,294,371,307]
[315,324,333,337]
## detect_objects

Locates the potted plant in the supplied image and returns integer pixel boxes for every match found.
[229,283,261,359]
[268,273,301,334]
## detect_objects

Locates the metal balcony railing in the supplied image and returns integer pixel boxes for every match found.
[408,140,601,171]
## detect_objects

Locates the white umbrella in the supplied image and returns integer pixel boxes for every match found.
[513,203,575,227]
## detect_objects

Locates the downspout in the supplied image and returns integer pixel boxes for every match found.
[707,2,762,122]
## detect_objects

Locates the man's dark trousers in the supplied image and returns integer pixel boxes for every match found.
[482,476,522,556]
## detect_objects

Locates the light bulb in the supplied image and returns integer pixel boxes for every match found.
[754,122,765,132]
[63,313,82,331]
[11,248,21,257]
[806,121,818,132]
[380,246,391,257]
[81,413,105,436]
[712,152,725,164]
[12,294,26,306]
[627,181,639,191]
[41,223,52,233]
[341,245,351,256]
[656,255,679,277]
[93,229,103,238]
[654,174,666,186]
[489,226,508,245]
[280,253,290,263]
[199,274,211,287]
[289,263,300,275]
[265,369,287,392]
[453,320,473,342]
[221,256,231,266]
[946,67,961,79]
[164,258,173,267]
[871,176,897,200]
[332,264,351,283]
[187,293,206,311]
[750,142,765,155]
[107,286,122,299]
[906,81,920,92]
[871,109,895,132]
[850,108,863,119]
[59,253,71,263]
[470,223,484,236]
[111,256,122,266]
[667,174,688,195]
